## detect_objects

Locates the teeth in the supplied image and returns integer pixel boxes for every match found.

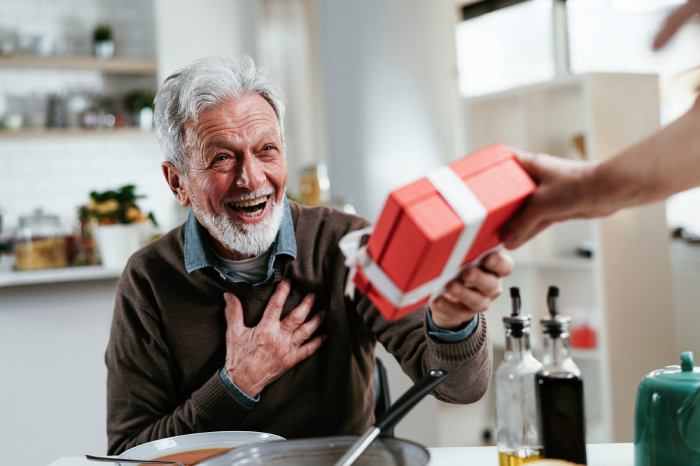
[230,195,268,208]
[240,208,264,218]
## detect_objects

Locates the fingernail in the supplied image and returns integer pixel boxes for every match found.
[224,293,232,303]
[486,254,498,268]
[443,291,458,302]
[308,293,316,302]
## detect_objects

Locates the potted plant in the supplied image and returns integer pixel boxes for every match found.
[84,185,157,268]
[123,88,156,130]
[93,23,114,60]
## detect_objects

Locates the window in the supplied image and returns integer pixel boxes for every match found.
[455,0,555,97]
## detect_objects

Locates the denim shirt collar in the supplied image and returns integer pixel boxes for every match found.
[184,196,297,285]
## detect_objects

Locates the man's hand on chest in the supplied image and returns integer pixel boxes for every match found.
[223,279,327,398]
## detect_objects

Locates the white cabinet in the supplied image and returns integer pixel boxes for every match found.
[443,73,676,444]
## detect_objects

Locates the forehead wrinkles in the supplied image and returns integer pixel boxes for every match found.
[196,115,279,151]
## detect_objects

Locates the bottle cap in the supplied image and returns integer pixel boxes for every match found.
[540,286,571,337]
[503,287,531,337]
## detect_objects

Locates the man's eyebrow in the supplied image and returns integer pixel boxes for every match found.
[208,130,280,148]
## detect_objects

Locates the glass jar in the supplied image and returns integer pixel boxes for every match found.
[73,207,101,266]
[298,163,330,207]
[15,208,68,270]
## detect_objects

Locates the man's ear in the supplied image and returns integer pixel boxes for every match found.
[162,162,190,207]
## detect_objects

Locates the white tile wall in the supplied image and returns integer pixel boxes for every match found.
[0,0,178,235]
[0,0,156,58]
[0,135,187,235]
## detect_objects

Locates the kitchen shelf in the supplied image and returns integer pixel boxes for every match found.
[465,72,673,443]
[0,55,157,75]
[0,265,124,288]
[571,348,602,361]
[0,128,156,140]
[515,257,594,270]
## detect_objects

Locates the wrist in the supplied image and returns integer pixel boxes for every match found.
[591,155,650,215]
[580,161,620,216]
[226,370,261,398]
[429,308,475,330]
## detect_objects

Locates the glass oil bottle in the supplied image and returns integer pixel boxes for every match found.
[495,288,543,466]
[536,286,587,464]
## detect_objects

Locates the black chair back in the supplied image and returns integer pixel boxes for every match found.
[373,357,394,437]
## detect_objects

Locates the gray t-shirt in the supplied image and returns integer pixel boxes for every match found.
[211,248,270,284]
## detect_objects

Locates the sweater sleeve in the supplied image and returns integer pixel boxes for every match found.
[338,218,493,404]
[105,288,252,455]
[356,293,493,404]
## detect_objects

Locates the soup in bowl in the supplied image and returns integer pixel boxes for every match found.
[116,431,285,466]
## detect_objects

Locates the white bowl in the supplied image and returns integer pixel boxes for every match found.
[117,431,285,465]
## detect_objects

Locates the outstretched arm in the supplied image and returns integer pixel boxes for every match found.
[501,95,700,249]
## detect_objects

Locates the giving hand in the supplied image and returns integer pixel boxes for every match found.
[654,0,700,50]
[499,151,605,250]
[223,280,326,398]
[430,251,514,329]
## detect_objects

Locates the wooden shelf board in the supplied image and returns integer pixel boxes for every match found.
[0,265,123,288]
[515,257,595,270]
[0,55,157,75]
[571,348,602,361]
[464,72,658,104]
[0,128,156,140]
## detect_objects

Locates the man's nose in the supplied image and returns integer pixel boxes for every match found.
[234,154,266,191]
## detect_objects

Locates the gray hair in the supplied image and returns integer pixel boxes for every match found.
[154,56,286,173]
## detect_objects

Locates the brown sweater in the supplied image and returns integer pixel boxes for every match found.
[105,201,492,454]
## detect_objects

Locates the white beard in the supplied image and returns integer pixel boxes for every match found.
[190,191,284,257]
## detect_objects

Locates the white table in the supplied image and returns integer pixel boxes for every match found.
[48,444,634,466]
[428,444,633,465]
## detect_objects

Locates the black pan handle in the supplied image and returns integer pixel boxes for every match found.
[374,369,449,434]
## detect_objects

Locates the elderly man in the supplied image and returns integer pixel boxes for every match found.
[106,56,513,454]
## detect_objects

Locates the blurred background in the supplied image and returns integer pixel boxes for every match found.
[0,0,699,465]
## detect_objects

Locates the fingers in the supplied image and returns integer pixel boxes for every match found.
[430,297,478,327]
[653,1,699,50]
[280,293,316,333]
[293,335,327,364]
[291,310,326,346]
[223,292,245,334]
[503,219,553,250]
[444,281,491,313]
[262,279,291,323]
[480,252,514,278]
[500,196,548,248]
[459,267,501,299]
[508,147,540,181]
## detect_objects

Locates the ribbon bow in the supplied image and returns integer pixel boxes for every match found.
[338,226,374,299]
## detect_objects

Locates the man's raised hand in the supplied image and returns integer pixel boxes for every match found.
[223,279,326,398]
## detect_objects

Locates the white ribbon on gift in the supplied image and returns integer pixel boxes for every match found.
[340,165,501,308]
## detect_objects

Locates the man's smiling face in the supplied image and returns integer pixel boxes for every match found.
[179,93,288,259]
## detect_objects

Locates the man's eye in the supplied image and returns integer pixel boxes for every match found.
[263,145,274,151]
[215,154,229,161]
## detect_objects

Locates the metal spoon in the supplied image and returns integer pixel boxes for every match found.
[86,454,186,466]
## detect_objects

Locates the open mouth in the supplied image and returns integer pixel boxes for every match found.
[227,195,270,218]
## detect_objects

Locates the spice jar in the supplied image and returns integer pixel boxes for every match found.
[15,208,68,270]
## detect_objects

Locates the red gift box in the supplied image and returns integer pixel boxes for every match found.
[340,143,536,321]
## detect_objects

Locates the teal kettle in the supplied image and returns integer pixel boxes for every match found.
[635,351,700,465]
